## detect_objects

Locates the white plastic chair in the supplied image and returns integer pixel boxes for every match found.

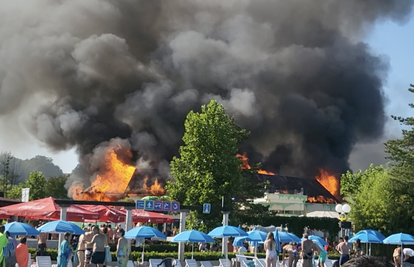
[150,259,164,267]
[35,256,52,267]
[200,261,214,267]
[185,259,198,267]
[219,259,231,267]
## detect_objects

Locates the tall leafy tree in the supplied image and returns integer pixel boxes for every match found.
[384,84,414,232]
[25,171,48,201]
[167,100,265,231]
[46,175,70,199]
[341,165,393,233]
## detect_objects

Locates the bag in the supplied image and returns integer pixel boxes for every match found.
[73,249,79,265]
[104,246,112,263]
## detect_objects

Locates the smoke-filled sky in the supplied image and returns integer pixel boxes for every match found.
[0,0,413,191]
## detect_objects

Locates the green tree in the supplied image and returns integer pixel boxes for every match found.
[384,84,414,232]
[167,100,265,231]
[46,176,70,199]
[342,165,393,233]
[0,152,22,192]
[25,171,48,200]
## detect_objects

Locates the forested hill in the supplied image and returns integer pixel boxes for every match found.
[0,153,63,183]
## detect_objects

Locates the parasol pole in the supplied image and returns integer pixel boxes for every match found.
[192,243,194,259]
[142,243,145,264]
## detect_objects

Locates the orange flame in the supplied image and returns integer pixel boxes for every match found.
[316,169,340,199]
[307,195,336,204]
[72,148,136,201]
[237,153,275,175]
[142,177,166,196]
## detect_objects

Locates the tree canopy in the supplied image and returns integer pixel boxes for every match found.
[383,84,414,232]
[7,172,69,200]
[167,100,266,231]
[340,84,414,234]
[341,165,393,233]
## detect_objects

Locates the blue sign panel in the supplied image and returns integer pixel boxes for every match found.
[203,203,211,214]
[162,201,171,211]
[144,200,154,211]
[154,200,162,211]
[171,201,180,212]
[136,200,145,210]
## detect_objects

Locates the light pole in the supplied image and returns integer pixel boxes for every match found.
[335,204,351,237]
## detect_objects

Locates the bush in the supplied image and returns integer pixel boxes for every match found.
[29,248,340,261]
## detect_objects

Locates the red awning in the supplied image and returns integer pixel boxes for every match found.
[77,205,126,223]
[0,197,99,222]
[78,205,174,223]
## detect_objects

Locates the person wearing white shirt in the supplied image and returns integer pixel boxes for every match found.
[404,248,414,266]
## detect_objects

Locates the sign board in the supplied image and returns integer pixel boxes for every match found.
[203,203,211,214]
[136,200,145,210]
[154,200,162,211]
[171,201,180,212]
[162,201,171,211]
[144,200,154,211]
[21,188,30,203]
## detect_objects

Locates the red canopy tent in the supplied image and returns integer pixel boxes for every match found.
[77,205,126,223]
[0,197,99,222]
[78,205,174,223]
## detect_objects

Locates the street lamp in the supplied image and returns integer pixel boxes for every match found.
[335,204,351,237]
[335,204,351,221]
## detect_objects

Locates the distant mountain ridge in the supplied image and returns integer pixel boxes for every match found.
[0,153,63,182]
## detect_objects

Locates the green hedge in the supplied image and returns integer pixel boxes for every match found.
[28,249,340,261]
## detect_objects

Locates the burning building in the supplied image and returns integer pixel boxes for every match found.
[0,1,411,202]
[239,153,341,204]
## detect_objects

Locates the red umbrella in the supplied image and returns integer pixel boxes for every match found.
[0,197,99,222]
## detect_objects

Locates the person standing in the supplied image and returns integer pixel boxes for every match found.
[84,226,107,267]
[301,234,315,267]
[353,239,363,258]
[4,232,17,267]
[337,236,352,266]
[37,225,48,257]
[393,245,402,267]
[264,232,277,267]
[116,229,129,267]
[0,226,8,267]
[84,227,94,267]
[58,233,73,267]
[15,238,29,267]
[77,229,88,267]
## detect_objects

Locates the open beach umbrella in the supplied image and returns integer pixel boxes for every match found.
[233,236,250,247]
[209,225,247,259]
[278,232,301,243]
[141,196,159,201]
[171,230,215,259]
[349,229,386,255]
[37,220,85,235]
[248,229,268,257]
[208,225,248,238]
[301,235,328,246]
[312,239,327,253]
[383,233,414,267]
[5,222,39,236]
[349,229,386,243]
[125,226,166,263]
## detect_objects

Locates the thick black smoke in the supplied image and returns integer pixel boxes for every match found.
[0,0,412,195]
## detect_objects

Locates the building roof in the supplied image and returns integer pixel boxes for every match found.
[256,174,341,203]
[0,197,21,207]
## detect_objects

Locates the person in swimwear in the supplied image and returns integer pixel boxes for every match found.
[264,232,278,267]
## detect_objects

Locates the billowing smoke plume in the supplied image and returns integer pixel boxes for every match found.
[0,0,412,195]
